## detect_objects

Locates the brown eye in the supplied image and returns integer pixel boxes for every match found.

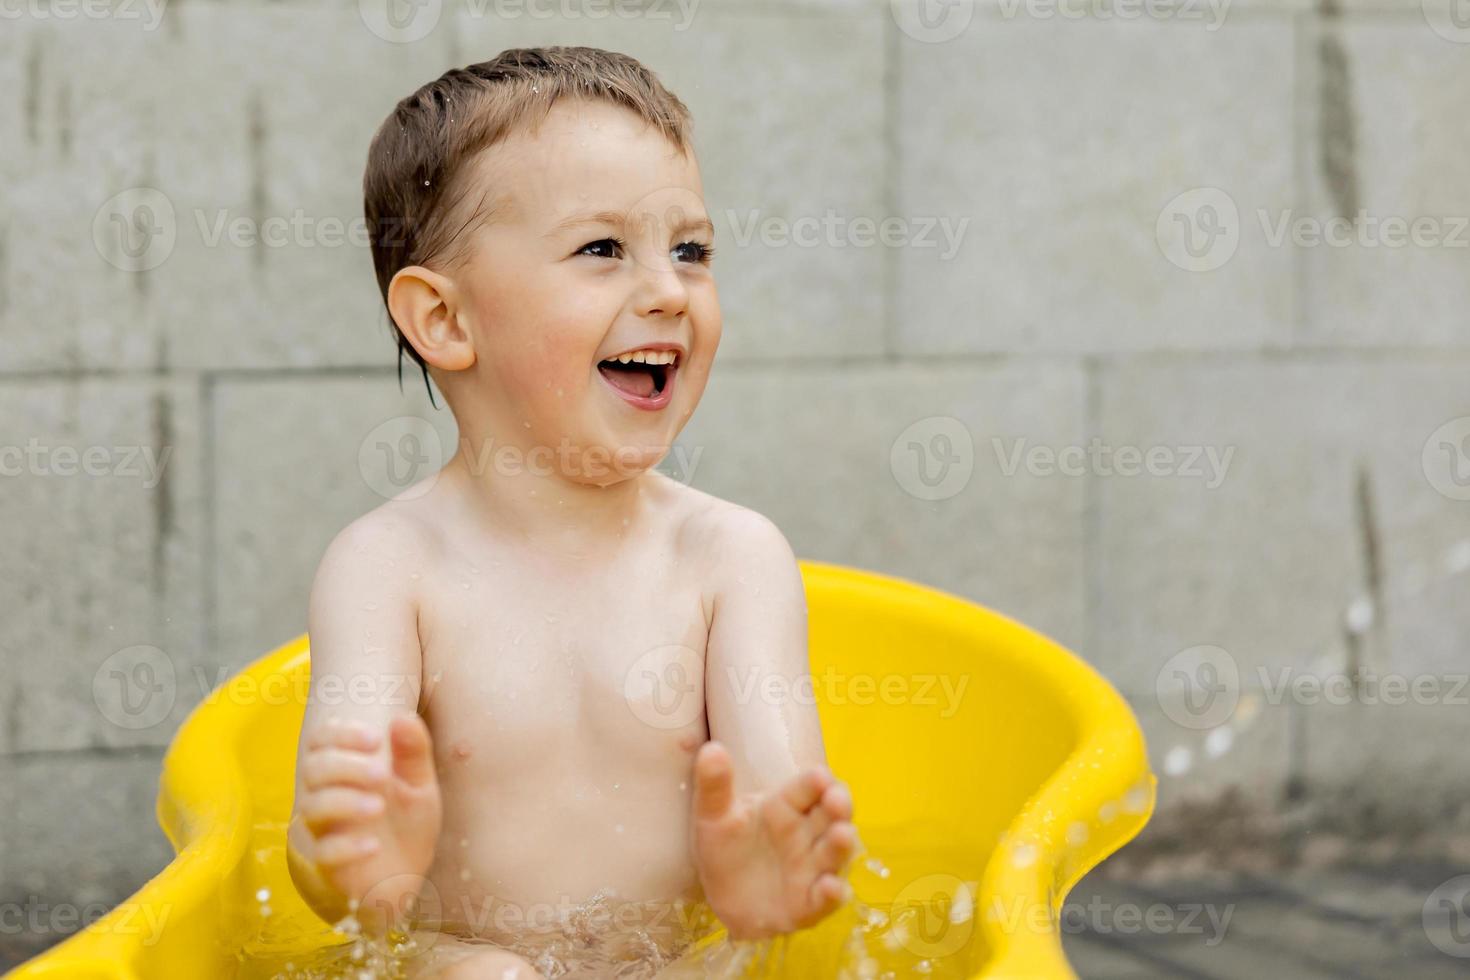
[577,238,624,259]
[673,241,714,264]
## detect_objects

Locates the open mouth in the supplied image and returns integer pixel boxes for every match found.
[596,351,679,403]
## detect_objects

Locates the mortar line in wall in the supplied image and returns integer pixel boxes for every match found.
[2,347,1470,387]
[1290,9,1310,352]
[201,372,217,661]
[881,1,899,365]
[1082,355,1101,667]
[0,744,167,764]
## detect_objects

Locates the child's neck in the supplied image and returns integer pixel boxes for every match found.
[440,439,658,558]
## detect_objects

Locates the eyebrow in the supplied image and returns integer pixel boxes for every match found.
[548,207,715,237]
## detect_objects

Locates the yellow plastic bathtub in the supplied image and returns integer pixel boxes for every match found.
[8,560,1154,979]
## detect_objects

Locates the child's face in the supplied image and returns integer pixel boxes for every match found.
[449,98,720,486]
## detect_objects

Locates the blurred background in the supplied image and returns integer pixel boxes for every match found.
[2,0,1469,976]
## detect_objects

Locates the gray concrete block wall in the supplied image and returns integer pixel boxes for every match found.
[2,0,1467,919]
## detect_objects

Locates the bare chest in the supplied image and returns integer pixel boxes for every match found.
[416,561,711,773]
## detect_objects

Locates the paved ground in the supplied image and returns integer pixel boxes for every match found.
[1061,861,1468,979]
[5,864,1466,977]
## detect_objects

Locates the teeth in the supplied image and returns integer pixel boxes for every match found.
[611,349,678,365]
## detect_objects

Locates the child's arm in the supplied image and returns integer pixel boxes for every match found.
[286,515,442,935]
[691,507,858,940]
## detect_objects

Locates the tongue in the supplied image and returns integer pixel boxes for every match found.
[599,362,657,398]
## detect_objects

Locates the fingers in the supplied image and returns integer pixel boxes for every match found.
[300,748,390,791]
[813,821,858,874]
[802,781,854,843]
[298,787,385,833]
[779,767,833,815]
[313,832,381,867]
[802,872,848,927]
[692,741,736,821]
[389,713,436,789]
[306,719,383,753]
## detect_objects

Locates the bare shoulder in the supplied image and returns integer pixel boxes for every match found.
[309,500,440,630]
[659,476,802,591]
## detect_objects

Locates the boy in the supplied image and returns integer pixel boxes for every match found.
[285,47,857,979]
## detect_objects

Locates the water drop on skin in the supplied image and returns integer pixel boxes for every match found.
[363,601,378,611]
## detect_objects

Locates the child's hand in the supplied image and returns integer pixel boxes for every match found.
[294,714,443,931]
[690,741,858,940]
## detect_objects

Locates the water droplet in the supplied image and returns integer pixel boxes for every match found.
[1447,539,1470,575]
[948,882,973,923]
[460,868,471,881]
[1098,800,1118,823]
[1233,692,1261,730]
[1163,746,1193,777]
[362,601,378,611]
[1122,784,1151,814]
[1066,822,1090,847]
[1205,726,1234,758]
[256,887,271,902]
[1344,596,1375,635]
[1010,842,1038,868]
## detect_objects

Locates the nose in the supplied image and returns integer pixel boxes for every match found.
[633,257,690,321]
